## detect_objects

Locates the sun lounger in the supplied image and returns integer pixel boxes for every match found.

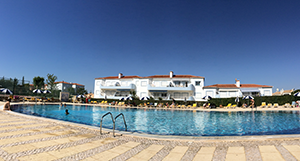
[273,103,279,108]
[267,103,272,108]
[231,104,236,109]
[226,103,232,109]
[284,103,291,108]
[261,102,266,108]
[192,103,197,108]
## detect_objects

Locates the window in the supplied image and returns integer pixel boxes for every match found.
[161,93,167,97]
[195,81,201,86]
[161,81,168,87]
[96,81,101,86]
[174,92,181,99]
[229,91,236,97]
[174,81,180,87]
[264,90,270,96]
[141,81,147,87]
[182,92,189,98]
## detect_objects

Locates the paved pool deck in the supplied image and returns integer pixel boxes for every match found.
[0,102,300,161]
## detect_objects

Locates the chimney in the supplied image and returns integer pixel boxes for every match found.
[170,71,174,78]
[118,73,123,79]
[235,79,240,87]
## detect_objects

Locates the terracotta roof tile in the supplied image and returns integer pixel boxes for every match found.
[55,81,84,86]
[72,83,84,86]
[95,74,204,79]
[95,76,142,79]
[204,84,272,88]
[272,91,282,95]
[283,89,294,93]
[144,75,204,79]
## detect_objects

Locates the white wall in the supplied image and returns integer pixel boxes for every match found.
[192,78,205,101]
[94,77,206,100]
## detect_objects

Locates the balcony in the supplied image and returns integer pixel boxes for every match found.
[100,84,136,91]
[147,84,195,92]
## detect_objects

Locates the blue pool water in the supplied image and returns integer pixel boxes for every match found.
[11,104,300,136]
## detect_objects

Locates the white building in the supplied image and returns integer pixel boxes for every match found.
[94,71,205,101]
[203,79,273,98]
[55,81,85,93]
[94,72,273,101]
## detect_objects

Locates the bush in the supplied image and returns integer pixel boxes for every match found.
[209,95,298,107]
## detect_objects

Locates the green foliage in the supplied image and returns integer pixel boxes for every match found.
[129,91,138,100]
[33,76,45,89]
[77,87,87,95]
[67,87,76,95]
[292,89,300,95]
[46,74,57,91]
[209,95,298,107]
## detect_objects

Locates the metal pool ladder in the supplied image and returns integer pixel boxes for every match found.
[100,112,127,137]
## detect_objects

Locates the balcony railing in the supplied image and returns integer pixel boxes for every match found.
[148,84,195,92]
[100,84,136,91]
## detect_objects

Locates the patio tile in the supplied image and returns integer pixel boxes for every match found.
[259,146,285,161]
[163,146,188,161]
[193,147,216,161]
[128,144,164,161]
[283,145,300,160]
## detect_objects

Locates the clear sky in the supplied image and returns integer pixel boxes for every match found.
[1,0,299,93]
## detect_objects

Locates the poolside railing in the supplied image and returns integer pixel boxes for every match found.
[100,112,127,137]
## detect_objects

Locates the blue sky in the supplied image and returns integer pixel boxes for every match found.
[1,0,299,93]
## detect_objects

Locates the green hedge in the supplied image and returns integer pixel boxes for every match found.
[90,94,300,107]
[209,95,300,107]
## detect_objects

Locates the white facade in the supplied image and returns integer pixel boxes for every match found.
[94,73,273,100]
[55,81,85,93]
[94,72,206,101]
[203,80,273,98]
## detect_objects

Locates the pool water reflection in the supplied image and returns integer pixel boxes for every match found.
[11,104,300,136]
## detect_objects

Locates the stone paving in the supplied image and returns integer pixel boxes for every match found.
[1,107,300,160]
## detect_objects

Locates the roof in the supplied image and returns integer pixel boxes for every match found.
[272,89,294,96]
[55,81,84,86]
[272,91,282,96]
[96,75,204,79]
[283,89,294,94]
[144,75,204,79]
[95,76,142,79]
[203,84,272,88]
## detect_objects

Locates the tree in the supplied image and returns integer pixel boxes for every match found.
[33,76,45,89]
[67,87,76,95]
[46,74,57,91]
[12,78,18,94]
[22,76,24,86]
[77,88,87,95]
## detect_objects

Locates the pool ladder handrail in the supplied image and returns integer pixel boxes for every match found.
[113,113,127,137]
[100,112,127,137]
[100,112,114,135]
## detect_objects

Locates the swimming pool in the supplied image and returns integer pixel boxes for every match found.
[11,104,300,136]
